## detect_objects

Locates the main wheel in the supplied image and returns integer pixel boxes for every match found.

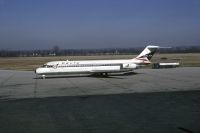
[42,75,46,79]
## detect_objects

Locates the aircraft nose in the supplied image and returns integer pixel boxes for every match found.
[35,68,40,74]
[34,69,37,74]
[35,68,45,74]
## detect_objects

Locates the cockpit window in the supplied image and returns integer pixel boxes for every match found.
[47,65,53,68]
[41,65,47,68]
[41,65,53,68]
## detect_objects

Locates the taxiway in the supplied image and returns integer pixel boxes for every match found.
[0,68,200,133]
[0,67,200,99]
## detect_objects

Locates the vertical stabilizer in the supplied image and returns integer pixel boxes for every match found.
[136,45,159,61]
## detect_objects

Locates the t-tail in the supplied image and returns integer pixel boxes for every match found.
[134,45,160,63]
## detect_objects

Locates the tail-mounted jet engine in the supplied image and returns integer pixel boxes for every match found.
[122,63,137,69]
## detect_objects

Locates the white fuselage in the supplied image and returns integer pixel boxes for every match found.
[35,45,160,76]
[35,58,149,75]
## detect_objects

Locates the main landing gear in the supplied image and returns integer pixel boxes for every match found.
[42,75,46,79]
[92,72,108,77]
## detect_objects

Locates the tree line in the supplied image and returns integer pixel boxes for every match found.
[0,45,200,57]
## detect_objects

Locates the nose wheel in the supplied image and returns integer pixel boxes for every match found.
[42,75,46,79]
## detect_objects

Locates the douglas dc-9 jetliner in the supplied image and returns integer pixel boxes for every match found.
[35,45,160,78]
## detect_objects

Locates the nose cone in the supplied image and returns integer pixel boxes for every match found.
[35,68,39,74]
[35,68,42,74]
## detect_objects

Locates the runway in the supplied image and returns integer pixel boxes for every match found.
[0,67,200,133]
[0,67,200,99]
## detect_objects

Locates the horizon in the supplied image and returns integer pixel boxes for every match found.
[1,45,200,52]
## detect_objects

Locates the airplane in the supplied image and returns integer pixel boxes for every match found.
[35,45,160,78]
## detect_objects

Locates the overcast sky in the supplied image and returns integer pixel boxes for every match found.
[0,0,200,50]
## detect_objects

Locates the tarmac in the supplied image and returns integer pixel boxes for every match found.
[0,67,200,133]
[0,67,200,99]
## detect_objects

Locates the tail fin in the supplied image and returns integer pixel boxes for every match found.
[135,45,160,61]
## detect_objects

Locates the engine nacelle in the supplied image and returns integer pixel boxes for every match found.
[122,63,137,69]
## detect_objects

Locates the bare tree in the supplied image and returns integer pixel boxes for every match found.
[52,45,60,56]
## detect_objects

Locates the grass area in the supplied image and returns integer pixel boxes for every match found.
[0,53,199,71]
[152,53,200,67]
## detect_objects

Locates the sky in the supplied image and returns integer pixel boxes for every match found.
[0,0,200,50]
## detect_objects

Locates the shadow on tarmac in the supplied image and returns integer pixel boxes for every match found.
[0,91,200,133]
[34,71,141,79]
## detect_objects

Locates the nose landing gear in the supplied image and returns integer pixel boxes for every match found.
[42,75,46,79]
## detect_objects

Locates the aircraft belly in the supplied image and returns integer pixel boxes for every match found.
[38,65,125,75]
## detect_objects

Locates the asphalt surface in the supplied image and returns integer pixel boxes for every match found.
[0,67,200,99]
[0,67,200,133]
